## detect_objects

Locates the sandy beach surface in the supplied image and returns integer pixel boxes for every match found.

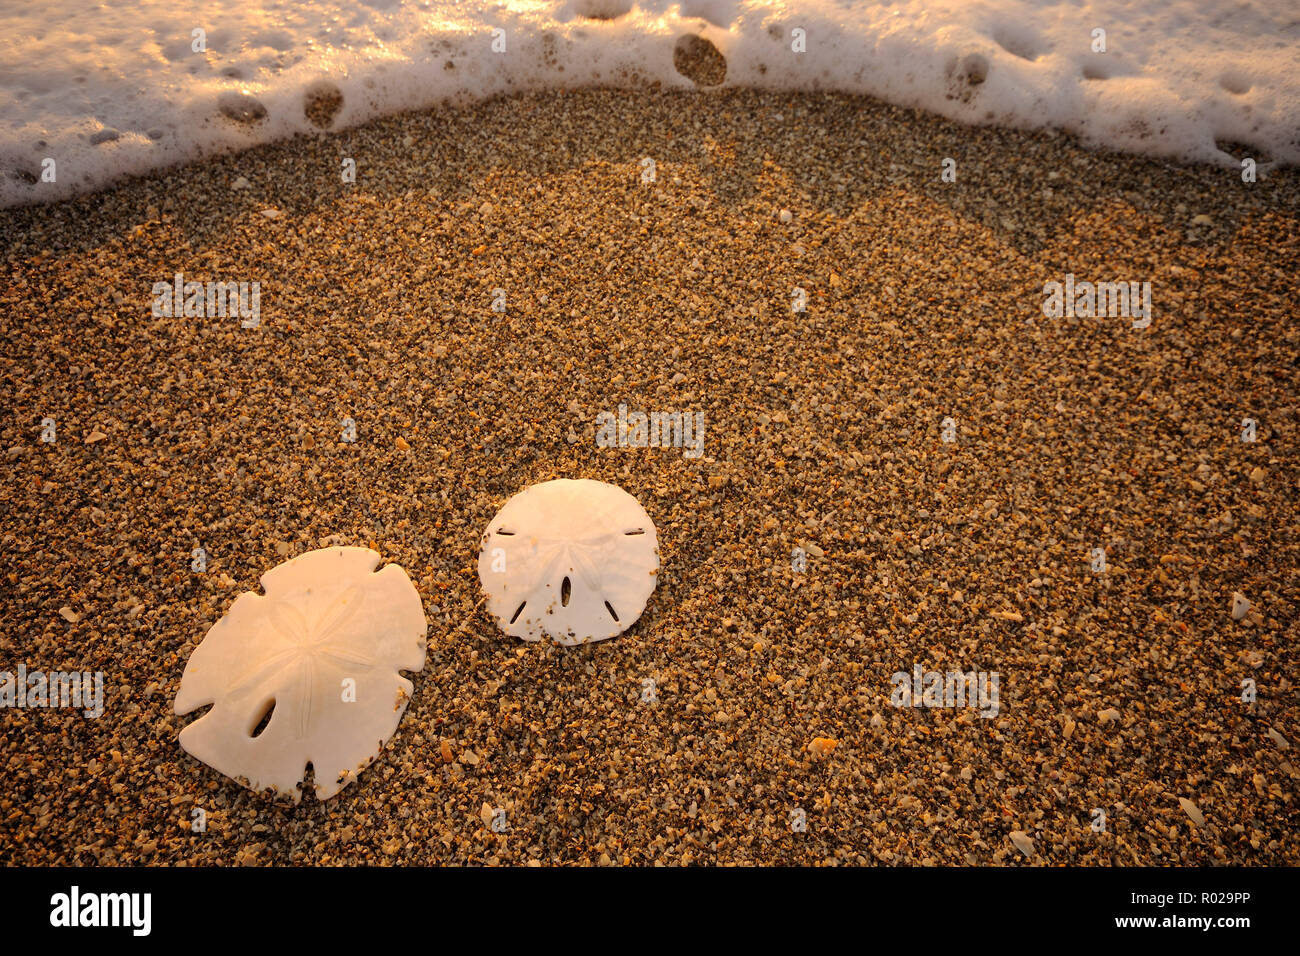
[1,85,1297,865]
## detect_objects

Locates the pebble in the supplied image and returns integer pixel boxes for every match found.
[1009,831,1035,857]
[808,736,838,757]
[1178,798,1205,826]
[1231,592,1251,621]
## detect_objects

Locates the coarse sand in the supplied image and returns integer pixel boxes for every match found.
[1,85,1297,865]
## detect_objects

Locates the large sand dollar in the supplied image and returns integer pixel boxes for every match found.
[478,479,659,645]
[174,547,427,802]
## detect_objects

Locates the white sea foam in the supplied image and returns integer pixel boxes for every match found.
[2,1,1297,207]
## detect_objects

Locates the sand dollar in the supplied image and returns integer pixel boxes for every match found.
[478,479,659,645]
[174,547,427,801]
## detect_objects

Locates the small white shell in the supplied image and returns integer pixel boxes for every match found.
[174,547,426,801]
[478,479,659,645]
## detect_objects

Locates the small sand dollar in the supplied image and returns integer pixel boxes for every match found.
[174,547,426,801]
[478,479,659,645]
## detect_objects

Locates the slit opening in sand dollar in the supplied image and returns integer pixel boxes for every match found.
[478,478,659,645]
[248,698,275,738]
